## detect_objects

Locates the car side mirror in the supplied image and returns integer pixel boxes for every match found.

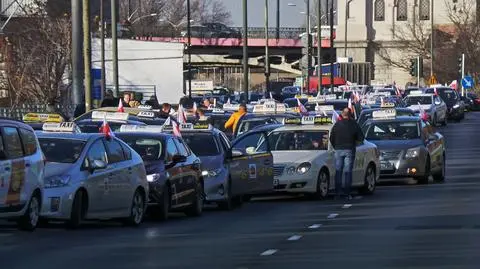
[90,159,107,173]
[172,154,187,164]
[231,149,244,158]
[434,100,441,105]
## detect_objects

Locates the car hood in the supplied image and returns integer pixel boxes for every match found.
[272,150,326,164]
[371,139,424,150]
[199,155,223,170]
[407,104,432,111]
[45,162,74,178]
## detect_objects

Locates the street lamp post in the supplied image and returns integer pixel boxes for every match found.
[328,0,335,92]
[344,0,353,57]
[111,0,119,97]
[317,0,322,94]
[430,0,434,77]
[100,0,106,98]
[242,0,249,102]
[305,0,311,95]
[265,0,270,96]
[187,0,192,98]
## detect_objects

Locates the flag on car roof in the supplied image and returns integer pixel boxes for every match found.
[332,110,341,124]
[117,99,124,113]
[296,98,308,115]
[177,104,187,124]
[172,120,182,138]
[449,80,458,91]
[99,116,115,139]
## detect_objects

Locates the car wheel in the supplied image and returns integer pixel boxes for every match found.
[218,179,234,211]
[66,190,86,229]
[433,154,446,182]
[360,164,376,195]
[18,193,40,231]
[309,169,329,200]
[432,114,437,126]
[415,157,430,185]
[185,181,203,217]
[153,184,170,221]
[124,189,145,226]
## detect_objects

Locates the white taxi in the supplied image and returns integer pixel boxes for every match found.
[403,90,447,126]
[267,116,380,199]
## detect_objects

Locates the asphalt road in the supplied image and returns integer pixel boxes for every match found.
[2,112,480,269]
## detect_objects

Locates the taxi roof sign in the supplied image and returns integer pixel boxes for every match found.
[119,125,164,133]
[283,116,333,125]
[162,122,213,131]
[211,108,225,114]
[315,105,334,112]
[42,122,80,133]
[137,105,152,110]
[372,109,396,119]
[252,102,287,113]
[23,113,64,123]
[223,103,240,111]
[380,102,396,108]
[91,111,129,121]
[137,111,155,118]
[409,90,424,95]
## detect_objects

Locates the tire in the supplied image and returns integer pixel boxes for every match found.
[218,180,234,211]
[415,157,430,185]
[185,181,203,217]
[18,193,40,231]
[152,184,170,221]
[124,189,145,226]
[432,114,437,126]
[309,169,329,200]
[66,190,86,229]
[360,164,376,195]
[433,154,446,182]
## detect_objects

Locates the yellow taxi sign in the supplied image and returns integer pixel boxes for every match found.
[372,109,396,119]
[381,102,395,108]
[283,118,302,125]
[301,116,333,125]
[91,111,129,121]
[42,122,80,133]
[23,113,64,123]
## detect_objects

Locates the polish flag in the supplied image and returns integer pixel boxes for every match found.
[418,102,429,121]
[117,99,124,112]
[380,97,385,107]
[193,102,198,114]
[348,98,353,110]
[172,120,182,138]
[449,80,458,91]
[297,98,308,115]
[226,98,231,104]
[269,92,273,99]
[396,88,402,96]
[99,116,114,138]
[332,110,341,123]
[177,105,187,124]
[434,88,439,96]
[353,91,360,103]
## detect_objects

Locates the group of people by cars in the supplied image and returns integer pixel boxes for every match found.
[0,83,465,231]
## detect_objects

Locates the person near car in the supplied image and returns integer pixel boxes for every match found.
[121,92,132,108]
[224,103,247,133]
[329,107,365,200]
[101,90,118,107]
[196,107,213,125]
[128,93,141,108]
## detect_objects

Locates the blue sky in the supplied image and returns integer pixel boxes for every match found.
[224,0,336,27]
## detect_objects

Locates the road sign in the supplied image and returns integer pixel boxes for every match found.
[428,75,438,85]
[461,76,474,89]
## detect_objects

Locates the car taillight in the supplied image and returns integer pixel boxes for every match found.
[475,99,480,104]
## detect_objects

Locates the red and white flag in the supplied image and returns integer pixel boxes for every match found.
[449,80,458,91]
[434,88,438,96]
[296,98,308,115]
[192,102,198,114]
[380,97,385,107]
[332,110,341,124]
[172,120,182,138]
[418,102,429,121]
[117,99,124,112]
[99,116,115,138]
[177,104,187,124]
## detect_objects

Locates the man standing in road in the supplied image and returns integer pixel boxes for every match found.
[329,107,364,200]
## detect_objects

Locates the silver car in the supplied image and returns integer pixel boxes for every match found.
[36,128,148,228]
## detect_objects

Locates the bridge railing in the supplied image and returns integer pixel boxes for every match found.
[233,27,306,39]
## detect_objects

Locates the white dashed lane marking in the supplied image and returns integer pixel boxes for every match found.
[260,249,278,256]
[327,213,339,219]
[342,204,352,209]
[308,224,322,229]
[287,235,302,241]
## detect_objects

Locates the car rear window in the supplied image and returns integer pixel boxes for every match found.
[182,133,220,156]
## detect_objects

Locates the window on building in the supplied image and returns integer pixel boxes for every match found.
[374,0,385,21]
[419,0,430,20]
[396,0,408,21]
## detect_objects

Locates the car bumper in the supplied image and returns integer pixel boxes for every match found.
[147,181,166,204]
[40,187,77,220]
[379,158,427,178]
[447,108,463,119]
[204,173,229,203]
[273,171,317,193]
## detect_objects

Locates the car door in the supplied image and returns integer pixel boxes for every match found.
[353,141,367,187]
[103,138,130,212]
[82,138,111,214]
[18,128,43,189]
[1,127,28,207]
[218,132,243,196]
[0,130,12,208]
[174,138,197,204]
[422,121,442,170]
[434,96,447,120]
[164,138,185,208]
[231,131,273,195]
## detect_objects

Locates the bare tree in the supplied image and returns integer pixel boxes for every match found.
[0,1,71,107]
[375,0,479,83]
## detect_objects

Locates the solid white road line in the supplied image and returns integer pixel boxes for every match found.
[342,204,352,209]
[308,224,323,229]
[260,249,278,256]
[287,235,302,241]
[327,213,339,219]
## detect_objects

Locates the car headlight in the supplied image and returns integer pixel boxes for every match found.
[296,162,312,174]
[453,104,460,109]
[45,175,70,188]
[405,147,421,159]
[202,169,222,178]
[286,166,296,175]
[146,173,161,182]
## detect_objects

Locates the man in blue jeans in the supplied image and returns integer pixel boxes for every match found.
[329,107,364,200]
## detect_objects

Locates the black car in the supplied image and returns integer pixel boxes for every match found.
[467,92,480,111]
[202,23,241,38]
[115,131,204,220]
[358,108,416,127]
[424,87,465,121]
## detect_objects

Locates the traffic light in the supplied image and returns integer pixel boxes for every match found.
[409,58,417,77]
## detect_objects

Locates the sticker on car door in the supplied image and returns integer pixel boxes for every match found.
[249,164,257,179]
[5,159,26,205]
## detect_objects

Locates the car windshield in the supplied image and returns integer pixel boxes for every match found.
[182,133,220,156]
[364,121,420,140]
[359,110,414,126]
[268,130,329,151]
[77,121,126,133]
[39,138,86,163]
[405,96,431,105]
[117,136,163,161]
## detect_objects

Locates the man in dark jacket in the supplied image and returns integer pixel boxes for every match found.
[329,107,365,200]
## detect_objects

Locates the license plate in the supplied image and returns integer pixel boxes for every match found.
[273,179,279,186]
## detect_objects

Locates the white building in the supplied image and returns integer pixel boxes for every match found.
[335,0,476,86]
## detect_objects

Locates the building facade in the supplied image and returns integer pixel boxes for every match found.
[335,0,475,86]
